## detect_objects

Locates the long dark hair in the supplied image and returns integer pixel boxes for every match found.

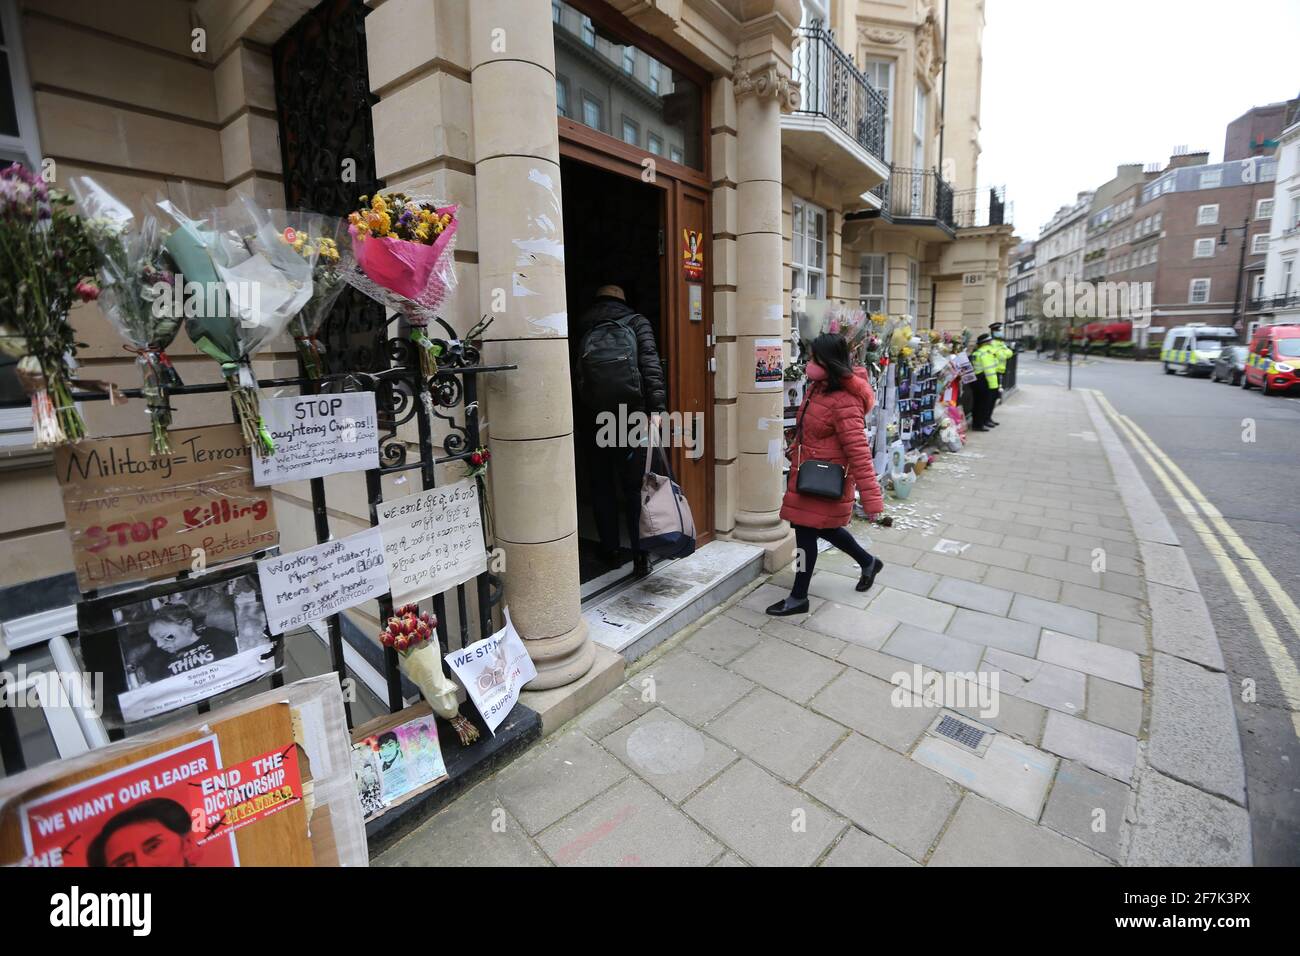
[810,333,853,392]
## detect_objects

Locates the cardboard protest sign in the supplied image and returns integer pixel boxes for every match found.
[257,527,388,635]
[252,393,380,486]
[54,424,278,591]
[376,478,488,606]
[446,608,536,734]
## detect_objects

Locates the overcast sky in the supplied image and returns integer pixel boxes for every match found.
[978,0,1300,240]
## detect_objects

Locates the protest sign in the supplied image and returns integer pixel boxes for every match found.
[252,392,380,486]
[376,478,488,606]
[257,527,388,635]
[446,609,536,734]
[54,424,278,591]
[197,745,303,844]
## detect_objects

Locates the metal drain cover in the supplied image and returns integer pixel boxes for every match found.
[930,713,992,755]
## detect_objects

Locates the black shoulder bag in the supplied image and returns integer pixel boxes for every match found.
[793,384,846,499]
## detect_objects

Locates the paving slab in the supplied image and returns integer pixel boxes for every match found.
[803,600,898,649]
[1038,629,1142,689]
[912,730,1057,819]
[377,779,549,867]
[807,570,876,609]
[1059,582,1144,624]
[740,582,825,617]
[729,636,844,704]
[952,689,1048,746]
[929,576,1014,616]
[915,552,988,582]
[574,684,646,740]
[601,707,736,803]
[1010,593,1099,641]
[882,623,984,673]
[1098,615,1148,655]
[821,827,919,867]
[946,607,1042,656]
[867,587,957,633]
[1126,768,1252,866]
[1085,676,1143,736]
[761,616,847,658]
[808,668,934,753]
[929,795,1110,866]
[638,649,754,725]
[1146,652,1246,805]
[1041,711,1138,784]
[1138,540,1199,592]
[495,730,629,835]
[708,686,844,783]
[1040,760,1131,862]
[1146,581,1224,670]
[682,759,845,867]
[537,776,722,866]
[802,733,961,861]
[874,562,941,596]
[725,603,772,628]
[683,614,763,665]
[981,566,1062,602]
[980,647,1086,714]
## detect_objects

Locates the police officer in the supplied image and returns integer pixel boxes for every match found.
[988,323,1013,426]
[969,333,1000,431]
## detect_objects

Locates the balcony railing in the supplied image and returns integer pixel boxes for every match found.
[869,166,955,228]
[1247,293,1300,312]
[953,186,1010,228]
[790,21,887,162]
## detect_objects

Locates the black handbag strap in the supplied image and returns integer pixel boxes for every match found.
[643,420,677,483]
[792,382,820,471]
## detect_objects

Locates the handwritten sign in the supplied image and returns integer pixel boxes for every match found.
[376,479,488,606]
[257,527,388,635]
[252,393,380,486]
[54,424,278,591]
[446,609,536,734]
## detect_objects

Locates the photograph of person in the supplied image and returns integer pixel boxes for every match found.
[87,798,205,868]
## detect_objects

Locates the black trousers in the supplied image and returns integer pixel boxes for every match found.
[590,442,648,557]
[972,379,995,427]
[791,524,875,600]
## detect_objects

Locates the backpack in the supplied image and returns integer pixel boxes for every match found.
[578,314,644,412]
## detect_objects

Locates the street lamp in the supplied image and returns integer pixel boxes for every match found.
[1218,218,1250,332]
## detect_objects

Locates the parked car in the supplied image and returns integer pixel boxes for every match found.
[1210,345,1248,385]
[1242,324,1300,394]
[1161,324,1238,376]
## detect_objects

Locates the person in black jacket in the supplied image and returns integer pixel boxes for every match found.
[575,283,667,577]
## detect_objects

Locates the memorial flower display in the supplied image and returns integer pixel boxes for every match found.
[278,213,349,380]
[345,192,459,377]
[0,163,102,447]
[377,603,480,746]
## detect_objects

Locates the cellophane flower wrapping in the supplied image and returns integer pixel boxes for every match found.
[344,193,459,377]
[397,641,480,746]
[154,195,313,456]
[72,177,184,455]
[276,211,350,379]
[0,163,101,448]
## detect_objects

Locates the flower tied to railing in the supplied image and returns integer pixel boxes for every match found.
[378,603,480,746]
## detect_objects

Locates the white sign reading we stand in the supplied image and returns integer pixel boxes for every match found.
[446,609,536,735]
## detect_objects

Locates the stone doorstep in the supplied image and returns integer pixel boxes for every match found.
[519,644,627,735]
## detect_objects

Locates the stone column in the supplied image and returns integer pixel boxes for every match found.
[730,52,797,569]
[469,0,593,689]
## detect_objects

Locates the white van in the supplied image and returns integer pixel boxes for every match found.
[1160,324,1239,376]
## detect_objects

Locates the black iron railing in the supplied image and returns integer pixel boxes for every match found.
[869,166,955,228]
[790,21,887,162]
[953,186,1009,228]
[1248,293,1300,312]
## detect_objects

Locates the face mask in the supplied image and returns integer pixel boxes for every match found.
[993,332,1003,339]
[806,361,828,381]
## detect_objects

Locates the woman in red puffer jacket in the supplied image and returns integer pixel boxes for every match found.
[767,333,887,616]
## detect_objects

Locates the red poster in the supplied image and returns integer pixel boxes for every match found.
[682,228,704,281]
[196,745,303,844]
[20,736,238,868]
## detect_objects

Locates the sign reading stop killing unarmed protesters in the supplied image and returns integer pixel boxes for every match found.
[375,478,488,606]
[257,527,388,635]
[54,424,278,591]
[252,393,380,486]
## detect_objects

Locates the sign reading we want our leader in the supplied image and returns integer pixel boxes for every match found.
[54,424,278,591]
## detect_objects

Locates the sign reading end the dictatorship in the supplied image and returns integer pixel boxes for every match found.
[376,478,488,606]
[446,608,536,735]
[252,393,380,486]
[257,527,387,635]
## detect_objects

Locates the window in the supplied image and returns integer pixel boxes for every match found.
[1252,274,1266,298]
[622,47,635,74]
[911,86,927,214]
[907,258,920,319]
[581,15,596,46]
[863,59,894,158]
[669,146,683,164]
[647,132,663,155]
[553,0,562,22]
[1284,259,1295,295]
[1251,233,1269,254]
[791,198,827,300]
[1199,169,1222,189]
[0,1,40,167]
[1151,244,1159,262]
[1189,278,1211,304]
[1194,238,1215,258]
[1292,197,1300,230]
[581,93,603,131]
[621,117,639,146]
[555,76,570,117]
[648,60,661,94]
[859,254,887,314]
[1256,198,1274,219]
[1197,204,1219,225]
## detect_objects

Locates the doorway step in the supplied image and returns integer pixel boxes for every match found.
[581,539,765,662]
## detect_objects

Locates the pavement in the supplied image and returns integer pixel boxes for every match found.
[375,379,1252,867]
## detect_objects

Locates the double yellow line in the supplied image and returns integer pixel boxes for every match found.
[1093,391,1300,738]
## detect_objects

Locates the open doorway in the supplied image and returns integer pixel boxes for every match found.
[561,157,664,594]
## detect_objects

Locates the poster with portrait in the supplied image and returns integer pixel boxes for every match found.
[754,338,784,389]
[77,563,282,726]
[352,712,448,818]
[682,228,704,281]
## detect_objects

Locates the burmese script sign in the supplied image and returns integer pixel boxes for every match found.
[54,425,278,591]
[375,479,488,606]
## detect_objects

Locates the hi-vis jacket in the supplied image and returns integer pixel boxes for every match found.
[992,338,1013,374]
[971,344,1000,388]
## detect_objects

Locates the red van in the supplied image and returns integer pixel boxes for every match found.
[1242,324,1300,394]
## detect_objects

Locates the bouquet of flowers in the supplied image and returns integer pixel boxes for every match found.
[0,163,102,447]
[345,192,459,377]
[277,212,349,379]
[157,196,313,456]
[377,603,480,746]
[72,177,185,455]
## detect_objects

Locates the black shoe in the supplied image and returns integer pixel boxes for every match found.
[856,557,885,592]
[987,420,1000,427]
[633,555,651,578]
[765,597,810,616]
[972,426,989,432]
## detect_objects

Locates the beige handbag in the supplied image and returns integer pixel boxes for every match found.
[637,431,696,559]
